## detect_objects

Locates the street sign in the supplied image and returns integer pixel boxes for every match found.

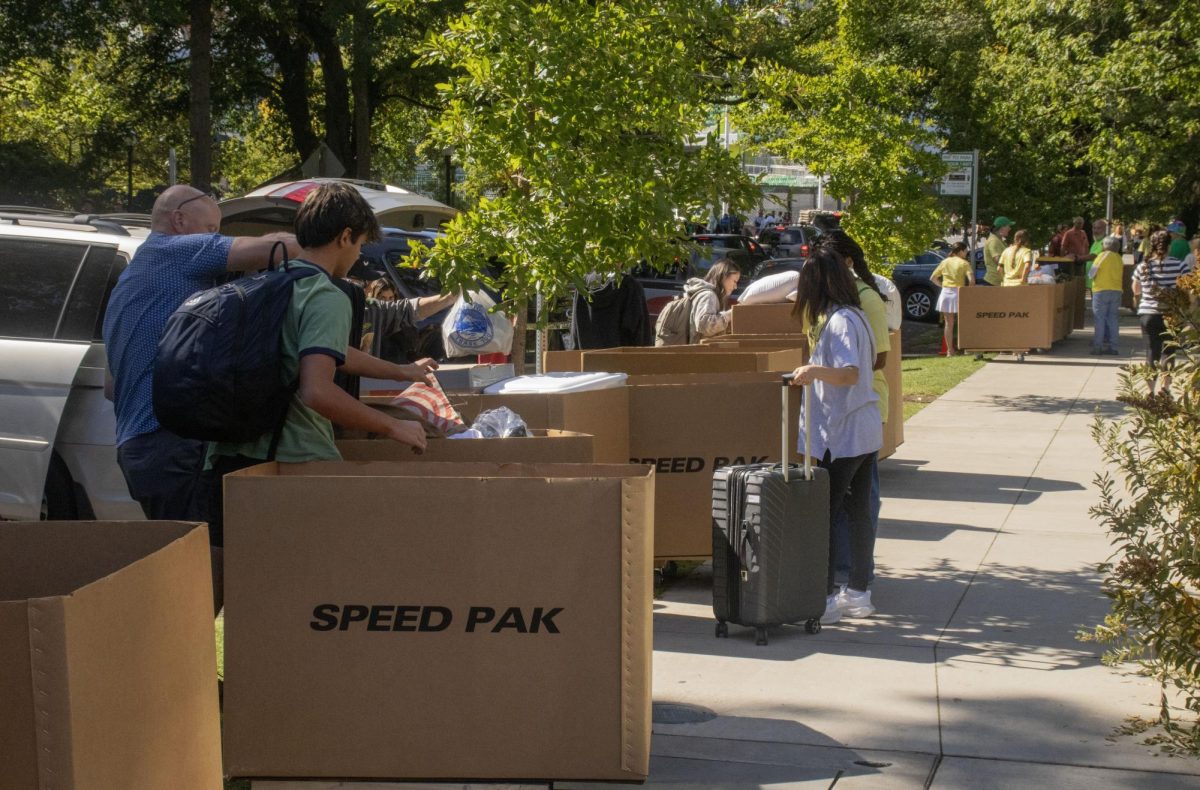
[940,151,974,196]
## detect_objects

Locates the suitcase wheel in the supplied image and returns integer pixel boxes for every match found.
[755,627,768,646]
[715,621,728,638]
[805,618,821,635]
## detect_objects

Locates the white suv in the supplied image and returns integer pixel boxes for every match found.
[0,209,148,520]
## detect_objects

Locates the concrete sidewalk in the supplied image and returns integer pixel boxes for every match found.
[565,314,1200,789]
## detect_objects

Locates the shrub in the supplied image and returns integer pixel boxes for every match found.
[1085,272,1200,753]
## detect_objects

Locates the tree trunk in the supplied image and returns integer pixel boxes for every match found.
[351,2,372,179]
[511,300,528,375]
[302,9,353,173]
[265,34,320,163]
[188,0,213,191]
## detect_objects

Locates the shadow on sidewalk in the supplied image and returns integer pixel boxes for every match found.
[878,518,997,541]
[881,459,1085,503]
[986,394,1127,417]
[655,558,1106,666]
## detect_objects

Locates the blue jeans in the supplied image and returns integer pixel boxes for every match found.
[831,452,880,589]
[1092,290,1120,350]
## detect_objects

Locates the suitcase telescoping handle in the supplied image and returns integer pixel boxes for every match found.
[780,374,813,483]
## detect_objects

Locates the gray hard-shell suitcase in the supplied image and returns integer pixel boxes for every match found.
[712,374,830,645]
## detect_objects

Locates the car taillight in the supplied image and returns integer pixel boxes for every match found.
[801,244,809,256]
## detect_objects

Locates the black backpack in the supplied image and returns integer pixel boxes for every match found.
[152,247,323,450]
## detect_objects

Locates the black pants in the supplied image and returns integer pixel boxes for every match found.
[1140,313,1176,368]
[821,450,877,595]
[117,429,208,523]
[203,455,266,548]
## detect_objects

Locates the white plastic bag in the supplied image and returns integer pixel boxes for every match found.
[442,290,514,357]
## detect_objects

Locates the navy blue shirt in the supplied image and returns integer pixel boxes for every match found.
[103,231,233,445]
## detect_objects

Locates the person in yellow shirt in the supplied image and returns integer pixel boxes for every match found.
[999,229,1033,286]
[982,216,1013,285]
[1089,235,1124,355]
[930,241,974,355]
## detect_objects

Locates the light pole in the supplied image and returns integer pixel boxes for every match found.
[125,131,137,211]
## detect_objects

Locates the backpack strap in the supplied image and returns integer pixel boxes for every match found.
[266,380,299,461]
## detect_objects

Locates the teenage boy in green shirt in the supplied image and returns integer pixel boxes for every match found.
[205,182,435,611]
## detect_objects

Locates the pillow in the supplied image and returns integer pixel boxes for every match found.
[738,270,801,305]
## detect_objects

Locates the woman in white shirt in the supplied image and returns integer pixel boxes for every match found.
[789,249,883,625]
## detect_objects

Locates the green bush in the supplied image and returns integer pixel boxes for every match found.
[1086,273,1200,753]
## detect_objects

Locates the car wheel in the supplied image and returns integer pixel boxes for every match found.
[903,287,937,323]
[41,453,80,520]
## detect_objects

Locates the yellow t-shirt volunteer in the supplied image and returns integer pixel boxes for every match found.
[931,255,972,288]
[983,233,1007,285]
[1000,246,1033,286]
[1091,250,1123,293]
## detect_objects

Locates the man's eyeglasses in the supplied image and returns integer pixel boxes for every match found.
[173,192,216,212]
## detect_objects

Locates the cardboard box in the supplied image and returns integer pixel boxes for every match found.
[1054,282,1075,340]
[880,329,904,460]
[336,429,594,463]
[580,346,805,376]
[700,334,809,356]
[0,521,221,790]
[625,372,801,560]
[222,461,654,782]
[730,302,805,335]
[433,363,516,392]
[958,285,1058,350]
[544,349,583,372]
[366,386,630,464]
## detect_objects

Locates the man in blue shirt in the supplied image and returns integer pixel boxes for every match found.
[103,185,302,522]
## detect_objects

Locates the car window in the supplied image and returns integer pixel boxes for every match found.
[59,244,120,342]
[780,230,804,244]
[0,238,89,340]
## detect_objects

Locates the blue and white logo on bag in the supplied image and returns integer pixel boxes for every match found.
[450,303,495,349]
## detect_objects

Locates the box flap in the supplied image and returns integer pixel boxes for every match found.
[0,602,39,790]
[27,596,74,788]
[230,460,652,481]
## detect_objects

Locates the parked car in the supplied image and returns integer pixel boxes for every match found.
[890,248,987,322]
[689,233,768,273]
[0,208,149,520]
[756,224,823,259]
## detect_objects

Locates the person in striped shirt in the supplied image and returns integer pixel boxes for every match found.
[1133,229,1194,389]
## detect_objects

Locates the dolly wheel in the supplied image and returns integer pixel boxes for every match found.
[755,627,768,646]
[974,353,984,361]
[715,621,728,638]
[805,618,821,635]
[1017,353,1026,362]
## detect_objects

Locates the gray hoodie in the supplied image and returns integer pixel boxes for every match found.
[683,278,729,340]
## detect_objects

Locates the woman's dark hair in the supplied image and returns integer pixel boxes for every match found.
[1148,229,1171,261]
[819,230,885,302]
[791,248,861,327]
[295,182,382,248]
[948,241,969,257]
[703,258,740,310]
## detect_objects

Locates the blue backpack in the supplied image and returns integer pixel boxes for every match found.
[153,249,323,450]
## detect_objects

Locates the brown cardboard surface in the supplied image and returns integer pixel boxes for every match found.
[626,373,800,559]
[730,302,804,334]
[543,349,583,371]
[336,429,594,464]
[365,386,630,464]
[0,522,221,790]
[1054,282,1075,340]
[580,346,804,375]
[222,462,653,782]
[880,329,904,459]
[958,285,1058,350]
[700,334,810,357]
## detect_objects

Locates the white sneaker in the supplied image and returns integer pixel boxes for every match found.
[839,588,875,618]
[820,593,842,625]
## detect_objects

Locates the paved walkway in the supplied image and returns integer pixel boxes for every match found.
[565,313,1200,789]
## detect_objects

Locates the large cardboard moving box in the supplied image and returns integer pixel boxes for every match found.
[626,372,800,559]
[337,429,594,463]
[880,329,904,459]
[958,285,1058,350]
[580,346,804,375]
[730,302,804,335]
[365,385,630,464]
[0,522,221,790]
[223,461,654,782]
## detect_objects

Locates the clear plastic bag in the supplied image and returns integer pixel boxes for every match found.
[470,407,530,438]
